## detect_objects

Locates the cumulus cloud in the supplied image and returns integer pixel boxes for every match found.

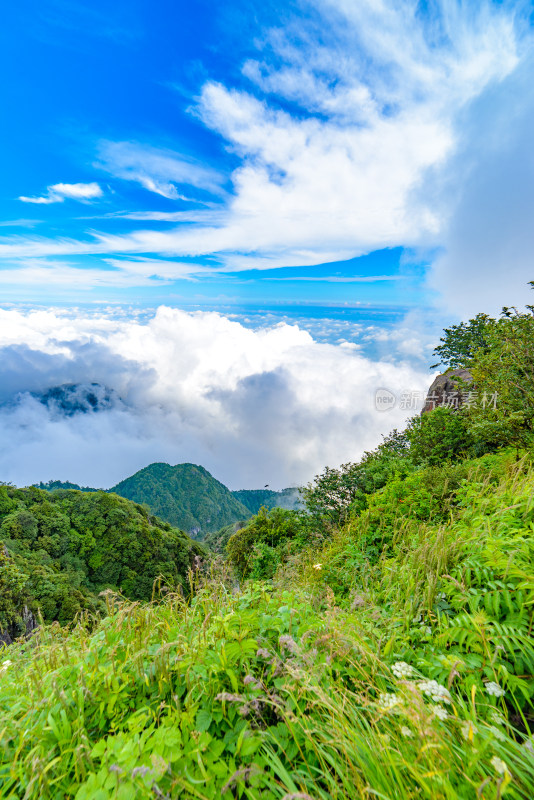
[426,50,534,316]
[19,182,103,204]
[0,307,432,489]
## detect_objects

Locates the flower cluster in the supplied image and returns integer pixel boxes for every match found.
[485,681,505,698]
[391,661,414,679]
[488,725,507,743]
[418,679,451,704]
[243,674,262,690]
[432,706,448,721]
[461,721,478,740]
[490,756,509,776]
[0,660,12,675]
[378,693,400,710]
[279,634,299,655]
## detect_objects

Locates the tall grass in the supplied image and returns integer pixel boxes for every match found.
[1,453,533,799]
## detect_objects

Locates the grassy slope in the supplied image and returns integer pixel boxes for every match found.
[1,451,533,799]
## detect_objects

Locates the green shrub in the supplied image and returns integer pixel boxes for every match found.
[227,507,314,580]
[407,406,471,465]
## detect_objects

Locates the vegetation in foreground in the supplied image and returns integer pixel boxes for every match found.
[1,298,534,798]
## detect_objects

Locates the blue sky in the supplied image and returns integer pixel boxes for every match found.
[1,0,533,313]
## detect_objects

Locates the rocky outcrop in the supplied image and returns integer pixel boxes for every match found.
[422,368,474,414]
[0,544,38,647]
[0,605,38,647]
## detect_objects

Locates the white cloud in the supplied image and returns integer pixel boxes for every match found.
[0,256,209,288]
[0,307,432,489]
[94,140,225,199]
[2,0,533,311]
[427,50,534,316]
[19,182,103,205]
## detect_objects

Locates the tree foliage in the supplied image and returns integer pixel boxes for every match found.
[431,312,495,368]
[226,507,314,580]
[406,407,471,465]
[0,486,204,625]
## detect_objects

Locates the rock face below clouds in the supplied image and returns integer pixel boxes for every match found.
[422,368,474,413]
[0,605,38,647]
[36,383,123,417]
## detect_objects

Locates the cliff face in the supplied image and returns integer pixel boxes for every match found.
[422,368,474,414]
[0,606,38,647]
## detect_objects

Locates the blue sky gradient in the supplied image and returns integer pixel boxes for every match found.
[1,0,532,314]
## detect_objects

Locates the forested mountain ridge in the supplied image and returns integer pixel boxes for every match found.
[37,465,301,536]
[109,462,251,536]
[232,486,301,514]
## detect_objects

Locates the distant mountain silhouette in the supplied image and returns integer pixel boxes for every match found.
[35,383,123,416]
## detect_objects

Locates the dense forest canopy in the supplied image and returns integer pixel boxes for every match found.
[0,485,204,633]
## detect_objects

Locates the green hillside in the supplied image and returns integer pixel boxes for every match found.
[0,486,203,634]
[110,462,251,536]
[232,486,301,515]
[36,472,302,536]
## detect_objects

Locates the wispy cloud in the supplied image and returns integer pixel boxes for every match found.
[0,219,42,228]
[19,182,103,204]
[94,140,225,199]
[267,275,405,283]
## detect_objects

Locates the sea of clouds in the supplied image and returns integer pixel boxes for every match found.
[0,306,433,490]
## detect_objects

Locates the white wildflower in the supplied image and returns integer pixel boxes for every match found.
[433,706,448,720]
[490,756,509,776]
[489,711,504,725]
[400,726,413,738]
[418,679,452,704]
[378,693,400,710]
[313,563,322,570]
[461,721,478,740]
[392,661,414,679]
[0,660,12,674]
[488,725,507,743]
[485,681,505,698]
